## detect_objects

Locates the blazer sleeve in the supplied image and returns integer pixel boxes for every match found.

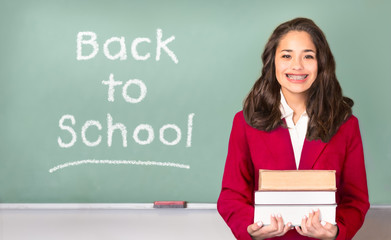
[217,112,255,240]
[335,116,370,240]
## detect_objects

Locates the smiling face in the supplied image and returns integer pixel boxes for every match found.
[275,30,318,99]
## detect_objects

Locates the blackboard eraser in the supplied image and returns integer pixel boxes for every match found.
[153,201,187,208]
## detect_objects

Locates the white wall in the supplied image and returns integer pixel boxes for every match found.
[0,205,389,240]
[0,205,235,240]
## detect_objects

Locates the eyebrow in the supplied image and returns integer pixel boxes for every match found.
[280,49,316,53]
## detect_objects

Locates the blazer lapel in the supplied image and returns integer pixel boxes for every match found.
[299,138,327,169]
[263,126,296,170]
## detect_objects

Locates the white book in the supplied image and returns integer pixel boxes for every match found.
[254,204,336,226]
[254,191,335,205]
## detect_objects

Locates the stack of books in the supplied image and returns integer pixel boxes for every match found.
[254,170,337,226]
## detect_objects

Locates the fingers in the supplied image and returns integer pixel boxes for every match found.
[296,225,304,235]
[248,214,292,238]
[269,214,278,230]
[257,214,279,235]
[271,214,292,236]
[306,210,314,228]
[296,214,308,236]
[321,221,335,231]
[310,209,322,230]
[297,209,318,236]
[296,209,336,239]
[279,221,293,236]
[273,214,284,233]
[273,214,284,236]
[247,221,263,235]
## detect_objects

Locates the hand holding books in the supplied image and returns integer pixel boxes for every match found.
[295,209,339,240]
[247,213,293,240]
[249,170,338,239]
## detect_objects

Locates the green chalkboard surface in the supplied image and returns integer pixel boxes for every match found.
[0,0,390,204]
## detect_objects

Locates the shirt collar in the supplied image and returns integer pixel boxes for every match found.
[279,90,308,119]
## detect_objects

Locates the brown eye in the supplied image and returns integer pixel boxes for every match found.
[304,55,315,59]
[282,55,291,59]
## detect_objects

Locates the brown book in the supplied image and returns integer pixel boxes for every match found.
[258,170,336,191]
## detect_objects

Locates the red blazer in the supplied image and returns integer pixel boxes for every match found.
[217,111,369,240]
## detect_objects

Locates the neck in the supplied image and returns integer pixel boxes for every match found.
[281,89,307,123]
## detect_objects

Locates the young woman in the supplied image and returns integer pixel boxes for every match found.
[217,18,369,240]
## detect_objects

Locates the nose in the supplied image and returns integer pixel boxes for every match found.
[291,57,303,70]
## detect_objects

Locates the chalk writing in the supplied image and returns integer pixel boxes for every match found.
[57,113,194,148]
[76,29,178,63]
[49,159,190,173]
[51,29,193,173]
[102,74,147,103]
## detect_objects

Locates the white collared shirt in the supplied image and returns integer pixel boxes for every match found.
[279,91,309,169]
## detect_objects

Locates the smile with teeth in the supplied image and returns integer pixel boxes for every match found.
[286,74,308,81]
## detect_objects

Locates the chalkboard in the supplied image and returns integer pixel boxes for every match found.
[0,0,390,204]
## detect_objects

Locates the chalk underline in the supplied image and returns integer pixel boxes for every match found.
[48,159,191,173]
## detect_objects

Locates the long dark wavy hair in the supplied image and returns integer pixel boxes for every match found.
[243,18,353,143]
